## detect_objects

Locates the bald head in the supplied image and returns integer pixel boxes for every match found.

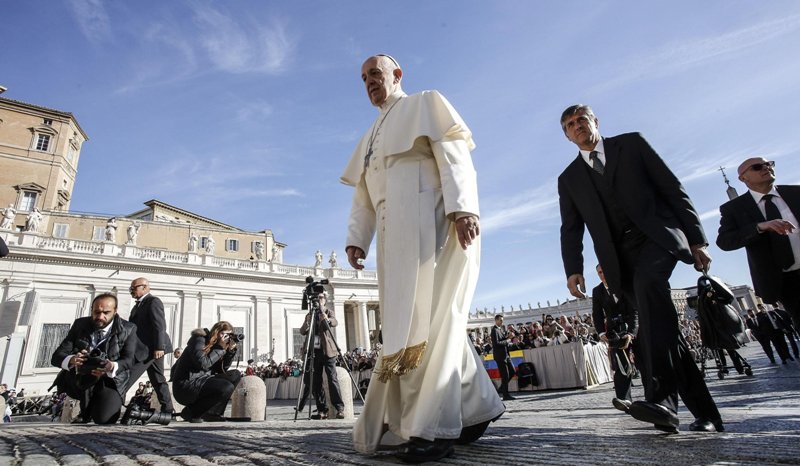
[737,157,776,193]
[129,277,151,299]
[361,54,403,107]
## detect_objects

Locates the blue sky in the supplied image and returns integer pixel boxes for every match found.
[3,1,800,312]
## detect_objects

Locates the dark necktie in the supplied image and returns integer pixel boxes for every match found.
[763,194,795,269]
[92,330,104,349]
[589,151,605,175]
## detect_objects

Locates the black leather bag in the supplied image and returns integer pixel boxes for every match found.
[696,275,747,350]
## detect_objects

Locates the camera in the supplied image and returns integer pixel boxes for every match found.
[302,276,330,310]
[120,404,172,426]
[77,348,108,375]
[606,315,629,349]
[230,333,245,343]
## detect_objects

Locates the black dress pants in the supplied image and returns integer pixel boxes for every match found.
[618,238,720,421]
[312,349,344,413]
[494,355,515,396]
[185,370,241,418]
[82,378,123,425]
[128,356,174,412]
[779,269,800,331]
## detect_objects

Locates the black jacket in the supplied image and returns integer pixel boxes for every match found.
[51,316,140,399]
[170,329,236,405]
[491,325,511,361]
[129,294,173,353]
[559,133,706,295]
[717,185,800,303]
[0,236,8,257]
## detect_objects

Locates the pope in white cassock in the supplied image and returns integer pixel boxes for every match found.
[341,54,505,463]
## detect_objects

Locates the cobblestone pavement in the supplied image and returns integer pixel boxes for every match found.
[1,344,798,465]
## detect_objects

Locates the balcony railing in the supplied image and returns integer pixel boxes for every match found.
[0,231,376,281]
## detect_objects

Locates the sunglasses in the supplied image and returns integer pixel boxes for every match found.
[746,160,775,172]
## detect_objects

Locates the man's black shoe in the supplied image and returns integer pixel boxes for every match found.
[71,417,90,424]
[310,413,328,420]
[629,401,679,434]
[612,398,632,413]
[395,438,454,463]
[502,394,516,401]
[456,411,503,445]
[688,418,724,432]
[201,414,227,422]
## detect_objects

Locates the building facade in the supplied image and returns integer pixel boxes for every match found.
[0,95,380,395]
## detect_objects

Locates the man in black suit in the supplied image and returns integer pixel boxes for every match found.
[755,304,793,364]
[299,292,345,419]
[557,104,721,433]
[592,264,637,413]
[126,277,174,414]
[717,156,800,332]
[0,236,8,257]
[774,305,799,358]
[745,308,777,363]
[491,315,515,401]
[51,293,143,424]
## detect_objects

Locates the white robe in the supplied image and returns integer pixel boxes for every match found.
[341,90,505,453]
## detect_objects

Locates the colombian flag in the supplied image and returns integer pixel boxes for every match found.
[483,350,525,379]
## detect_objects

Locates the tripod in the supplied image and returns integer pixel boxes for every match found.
[294,280,366,421]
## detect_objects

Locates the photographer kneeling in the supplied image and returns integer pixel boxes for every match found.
[51,293,144,424]
[171,321,241,423]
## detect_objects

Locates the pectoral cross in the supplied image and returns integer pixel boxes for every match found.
[364,148,373,169]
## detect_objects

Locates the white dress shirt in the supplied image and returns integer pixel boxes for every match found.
[580,138,606,168]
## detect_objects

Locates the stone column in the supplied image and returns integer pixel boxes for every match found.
[199,292,216,331]
[253,295,270,363]
[269,297,286,363]
[357,301,370,350]
[333,301,347,352]
[179,291,200,345]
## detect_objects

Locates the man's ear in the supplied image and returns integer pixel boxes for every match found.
[393,67,402,82]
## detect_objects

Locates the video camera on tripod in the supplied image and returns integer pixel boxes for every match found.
[301,276,330,311]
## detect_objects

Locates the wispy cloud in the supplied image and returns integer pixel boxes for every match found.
[593,14,800,93]
[481,182,559,233]
[192,6,294,74]
[67,0,111,44]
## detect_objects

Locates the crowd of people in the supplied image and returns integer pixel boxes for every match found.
[470,312,599,354]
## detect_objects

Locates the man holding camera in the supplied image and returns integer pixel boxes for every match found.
[592,264,638,413]
[299,292,345,419]
[51,293,144,424]
[126,277,174,415]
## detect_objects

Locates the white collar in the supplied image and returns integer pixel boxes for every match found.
[379,91,406,114]
[749,186,780,204]
[579,138,605,159]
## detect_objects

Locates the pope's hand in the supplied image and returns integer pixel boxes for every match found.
[455,216,480,250]
[346,246,365,270]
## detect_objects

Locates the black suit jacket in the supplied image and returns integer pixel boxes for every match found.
[51,316,140,398]
[0,236,8,257]
[129,294,173,353]
[558,133,706,294]
[591,283,638,336]
[716,185,800,303]
[491,325,510,361]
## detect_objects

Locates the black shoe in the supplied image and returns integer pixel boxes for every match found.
[502,394,516,401]
[180,407,203,423]
[201,414,227,422]
[71,417,90,424]
[456,412,503,445]
[395,438,454,463]
[612,398,632,413]
[310,413,328,420]
[629,401,679,434]
[782,359,789,365]
[689,418,724,432]
[335,411,345,419]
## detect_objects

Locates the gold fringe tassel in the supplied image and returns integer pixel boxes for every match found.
[374,341,428,383]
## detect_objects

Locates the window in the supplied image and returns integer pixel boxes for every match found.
[92,226,105,241]
[292,328,305,359]
[35,134,51,151]
[17,191,37,211]
[233,326,245,360]
[53,223,68,238]
[200,236,209,249]
[43,118,53,126]
[226,239,239,252]
[34,324,71,368]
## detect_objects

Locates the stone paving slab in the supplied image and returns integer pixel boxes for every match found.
[0,344,798,465]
